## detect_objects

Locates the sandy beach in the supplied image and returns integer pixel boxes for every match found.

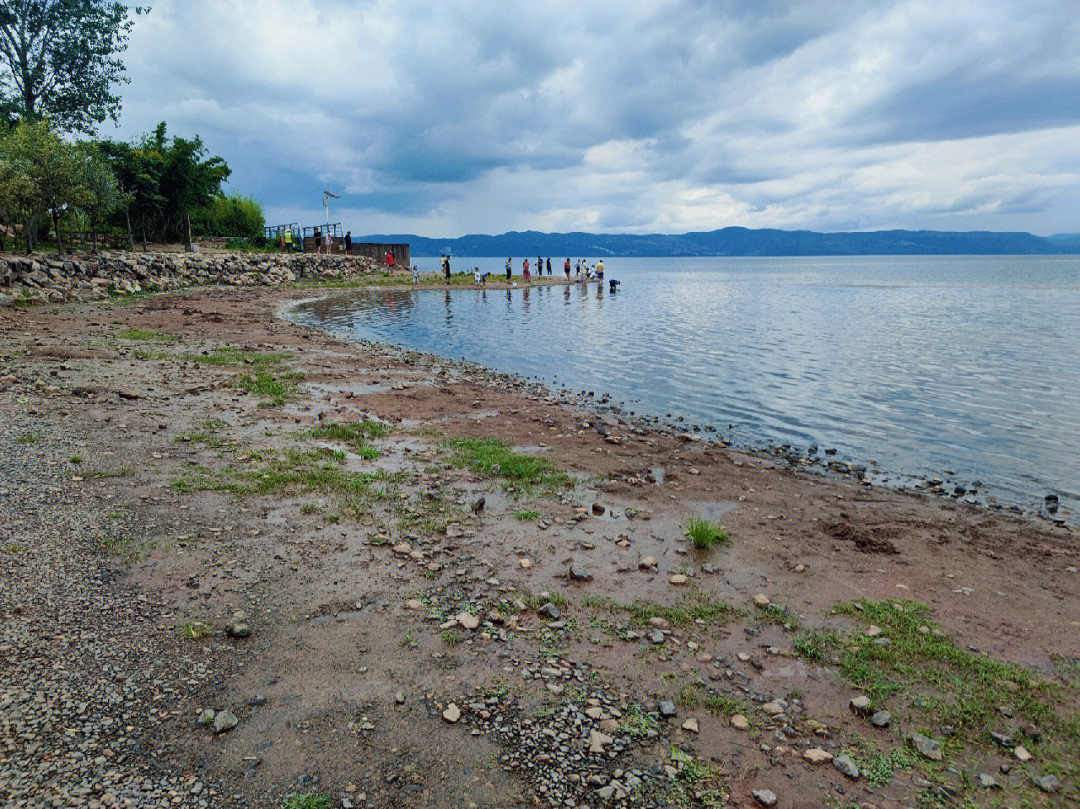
[2,279,1077,809]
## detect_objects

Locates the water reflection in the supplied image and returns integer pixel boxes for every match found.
[289,256,1080,518]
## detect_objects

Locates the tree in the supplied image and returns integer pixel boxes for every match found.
[190,194,265,240]
[0,1,146,134]
[73,140,119,250]
[0,119,84,252]
[99,122,230,246]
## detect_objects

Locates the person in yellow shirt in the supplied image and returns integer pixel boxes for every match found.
[596,260,605,281]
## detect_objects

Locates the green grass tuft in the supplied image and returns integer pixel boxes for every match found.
[116,327,180,342]
[282,795,330,809]
[685,516,729,549]
[443,437,571,495]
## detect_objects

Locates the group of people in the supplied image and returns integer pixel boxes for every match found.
[505,256,605,285]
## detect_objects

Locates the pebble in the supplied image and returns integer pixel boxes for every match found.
[658,700,676,718]
[803,748,833,764]
[753,593,771,607]
[457,612,480,630]
[730,714,750,731]
[639,556,657,569]
[1014,744,1032,762]
[213,710,238,734]
[870,710,892,728]
[833,754,860,779]
[442,703,461,723]
[1032,774,1058,792]
[681,718,699,733]
[909,733,943,761]
[752,788,778,807]
[668,574,687,585]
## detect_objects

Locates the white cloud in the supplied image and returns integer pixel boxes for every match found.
[102,0,1080,235]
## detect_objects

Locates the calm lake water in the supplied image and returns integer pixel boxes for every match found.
[288,256,1080,519]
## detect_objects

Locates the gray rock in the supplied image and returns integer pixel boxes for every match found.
[1032,774,1058,793]
[196,708,215,725]
[569,565,592,582]
[658,700,676,718]
[213,710,238,734]
[647,628,666,645]
[870,710,892,728]
[538,602,561,620]
[225,622,251,638]
[833,755,860,779]
[752,789,778,807]
[910,732,943,761]
[977,773,998,789]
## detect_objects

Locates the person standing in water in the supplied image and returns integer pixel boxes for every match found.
[522,257,531,284]
[596,259,605,281]
[564,257,571,280]
[546,257,552,276]
[505,257,512,282]
[442,255,451,281]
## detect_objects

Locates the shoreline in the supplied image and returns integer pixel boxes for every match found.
[282,284,1073,531]
[1,283,1077,808]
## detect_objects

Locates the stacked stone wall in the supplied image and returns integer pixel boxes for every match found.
[0,251,385,305]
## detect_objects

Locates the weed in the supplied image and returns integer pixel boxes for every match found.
[3,543,29,554]
[442,630,461,646]
[583,591,742,627]
[684,516,729,549]
[83,467,134,479]
[281,795,330,809]
[239,369,304,406]
[15,433,38,444]
[402,630,417,648]
[310,420,392,447]
[515,510,541,521]
[181,347,292,368]
[756,602,802,631]
[182,621,212,640]
[443,437,571,495]
[116,328,180,342]
[618,703,659,739]
[847,748,912,787]
[70,454,82,464]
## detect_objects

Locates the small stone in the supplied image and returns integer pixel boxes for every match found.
[569,565,592,582]
[977,773,997,789]
[870,710,892,728]
[196,708,215,725]
[538,602,561,620]
[394,691,405,705]
[751,789,778,807]
[753,593,771,607]
[909,733,943,761]
[404,599,424,611]
[762,702,784,716]
[865,625,882,637]
[658,700,676,718]
[669,574,688,585]
[1014,745,1032,762]
[588,728,613,753]
[457,612,480,630]
[639,556,658,569]
[647,628,666,645]
[803,748,833,764]
[730,714,750,731]
[849,695,871,715]
[833,755,860,779]
[213,710,238,734]
[225,622,251,638]
[519,558,532,569]
[1031,774,1058,793]
[442,703,461,723]
[681,718,699,733]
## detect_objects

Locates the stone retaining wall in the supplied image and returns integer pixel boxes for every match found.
[0,251,385,305]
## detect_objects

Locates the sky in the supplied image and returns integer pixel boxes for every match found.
[102,0,1080,237]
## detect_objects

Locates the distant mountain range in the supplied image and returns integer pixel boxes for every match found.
[358,228,1080,257]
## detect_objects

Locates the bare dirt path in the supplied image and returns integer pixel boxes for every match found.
[1,285,1077,809]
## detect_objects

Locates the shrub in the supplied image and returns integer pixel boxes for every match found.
[685,516,729,549]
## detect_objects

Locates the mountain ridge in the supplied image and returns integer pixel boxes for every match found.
[357,227,1080,257]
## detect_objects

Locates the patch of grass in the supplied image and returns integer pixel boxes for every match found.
[239,369,305,406]
[83,467,134,479]
[402,630,417,648]
[514,510,540,521]
[442,630,462,646]
[116,327,180,342]
[618,703,659,738]
[3,543,29,554]
[793,598,1079,782]
[70,454,82,464]
[182,621,212,640]
[15,433,38,444]
[309,420,389,457]
[847,747,912,787]
[685,516,729,549]
[99,535,133,556]
[282,794,330,809]
[667,747,727,808]
[755,602,802,631]
[442,437,571,495]
[583,591,742,628]
[703,691,753,717]
[181,347,292,368]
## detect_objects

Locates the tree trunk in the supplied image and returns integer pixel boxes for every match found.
[90,218,98,254]
[125,208,134,251]
[141,218,147,251]
[52,209,64,254]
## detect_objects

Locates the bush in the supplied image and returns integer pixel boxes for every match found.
[191,194,265,240]
[685,516,729,549]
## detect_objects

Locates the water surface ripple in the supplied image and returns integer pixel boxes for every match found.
[288,256,1080,519]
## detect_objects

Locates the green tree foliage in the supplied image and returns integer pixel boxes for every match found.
[0,119,85,251]
[0,1,147,135]
[190,194,265,240]
[99,122,232,245]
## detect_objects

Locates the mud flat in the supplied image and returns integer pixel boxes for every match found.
[1,280,1078,809]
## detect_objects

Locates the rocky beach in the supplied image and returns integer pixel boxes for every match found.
[2,259,1078,809]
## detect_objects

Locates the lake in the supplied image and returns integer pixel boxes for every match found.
[287,255,1080,520]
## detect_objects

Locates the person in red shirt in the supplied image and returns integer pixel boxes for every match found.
[522,258,531,283]
[385,251,396,267]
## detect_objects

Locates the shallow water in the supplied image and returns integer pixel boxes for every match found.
[288,256,1080,519]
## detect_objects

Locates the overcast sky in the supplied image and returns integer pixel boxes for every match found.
[103,0,1080,236]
